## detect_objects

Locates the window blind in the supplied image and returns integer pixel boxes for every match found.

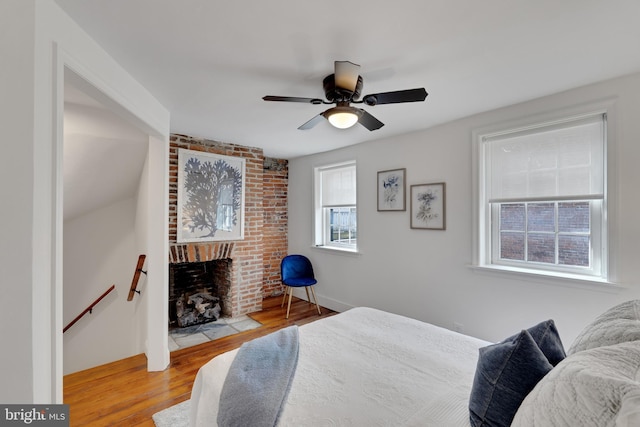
[321,164,356,207]
[485,114,605,203]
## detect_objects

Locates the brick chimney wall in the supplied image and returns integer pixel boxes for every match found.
[169,134,288,317]
[262,158,288,297]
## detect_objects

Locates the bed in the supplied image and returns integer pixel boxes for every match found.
[190,301,640,427]
[190,307,490,426]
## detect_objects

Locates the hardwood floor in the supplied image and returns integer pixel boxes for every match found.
[63,296,336,426]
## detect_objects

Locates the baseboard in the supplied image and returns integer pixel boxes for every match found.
[290,289,354,313]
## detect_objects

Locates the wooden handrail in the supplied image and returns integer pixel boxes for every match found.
[63,285,116,333]
[127,254,147,301]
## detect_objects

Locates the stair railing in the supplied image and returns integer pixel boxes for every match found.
[127,254,147,301]
[63,285,116,333]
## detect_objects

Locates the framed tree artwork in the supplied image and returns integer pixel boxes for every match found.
[410,182,446,230]
[377,168,406,211]
[177,149,246,242]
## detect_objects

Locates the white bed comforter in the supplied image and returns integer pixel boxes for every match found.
[190,307,490,427]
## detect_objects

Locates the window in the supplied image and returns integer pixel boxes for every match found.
[314,161,357,251]
[478,113,607,279]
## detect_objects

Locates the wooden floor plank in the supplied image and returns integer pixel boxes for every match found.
[63,296,336,426]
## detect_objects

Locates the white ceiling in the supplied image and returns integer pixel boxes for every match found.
[56,0,640,160]
[57,0,640,219]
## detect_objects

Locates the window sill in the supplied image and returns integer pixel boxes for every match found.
[468,264,624,293]
[312,245,360,256]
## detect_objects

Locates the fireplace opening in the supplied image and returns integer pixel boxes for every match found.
[168,259,232,328]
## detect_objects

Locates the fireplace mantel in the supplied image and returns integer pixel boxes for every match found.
[169,242,234,264]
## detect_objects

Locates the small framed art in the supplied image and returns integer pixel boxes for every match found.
[410,182,446,230]
[377,168,406,211]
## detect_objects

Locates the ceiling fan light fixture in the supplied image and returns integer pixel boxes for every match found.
[326,106,360,129]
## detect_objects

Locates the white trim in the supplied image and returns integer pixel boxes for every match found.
[145,136,171,371]
[290,289,355,313]
[468,264,624,293]
[489,194,604,204]
[312,245,360,255]
[52,42,65,403]
[43,17,170,400]
[481,112,605,142]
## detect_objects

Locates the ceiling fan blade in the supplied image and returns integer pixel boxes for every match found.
[263,95,323,104]
[298,113,327,130]
[361,88,428,106]
[358,109,384,131]
[334,61,361,93]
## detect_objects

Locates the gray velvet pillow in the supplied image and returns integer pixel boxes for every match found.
[469,330,553,427]
[568,300,640,355]
[506,319,566,366]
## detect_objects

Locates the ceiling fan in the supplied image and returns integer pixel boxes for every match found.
[263,61,428,131]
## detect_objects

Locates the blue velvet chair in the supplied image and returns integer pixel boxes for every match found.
[280,254,321,319]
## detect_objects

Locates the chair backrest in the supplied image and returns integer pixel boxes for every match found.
[281,254,315,282]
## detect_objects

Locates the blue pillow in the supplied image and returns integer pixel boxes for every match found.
[507,319,566,366]
[469,330,553,427]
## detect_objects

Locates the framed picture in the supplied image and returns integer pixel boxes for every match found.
[410,182,446,230]
[377,168,406,211]
[177,148,246,242]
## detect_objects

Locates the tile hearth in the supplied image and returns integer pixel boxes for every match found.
[168,315,261,351]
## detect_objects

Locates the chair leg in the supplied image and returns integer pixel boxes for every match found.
[304,287,311,303]
[281,286,288,308]
[286,288,294,319]
[309,286,321,315]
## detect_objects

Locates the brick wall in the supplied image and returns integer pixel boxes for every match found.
[262,158,288,297]
[169,134,288,316]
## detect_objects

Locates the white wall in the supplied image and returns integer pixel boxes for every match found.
[141,136,170,371]
[289,72,640,347]
[0,0,37,403]
[0,0,170,403]
[133,151,151,362]
[63,198,142,374]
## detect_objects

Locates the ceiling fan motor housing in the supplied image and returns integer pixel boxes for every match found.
[323,74,363,102]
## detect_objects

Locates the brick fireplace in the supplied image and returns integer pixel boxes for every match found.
[169,134,288,319]
[168,259,228,327]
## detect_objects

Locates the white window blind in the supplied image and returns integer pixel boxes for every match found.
[321,164,356,207]
[485,114,605,203]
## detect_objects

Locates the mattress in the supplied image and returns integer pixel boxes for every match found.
[190,307,490,426]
